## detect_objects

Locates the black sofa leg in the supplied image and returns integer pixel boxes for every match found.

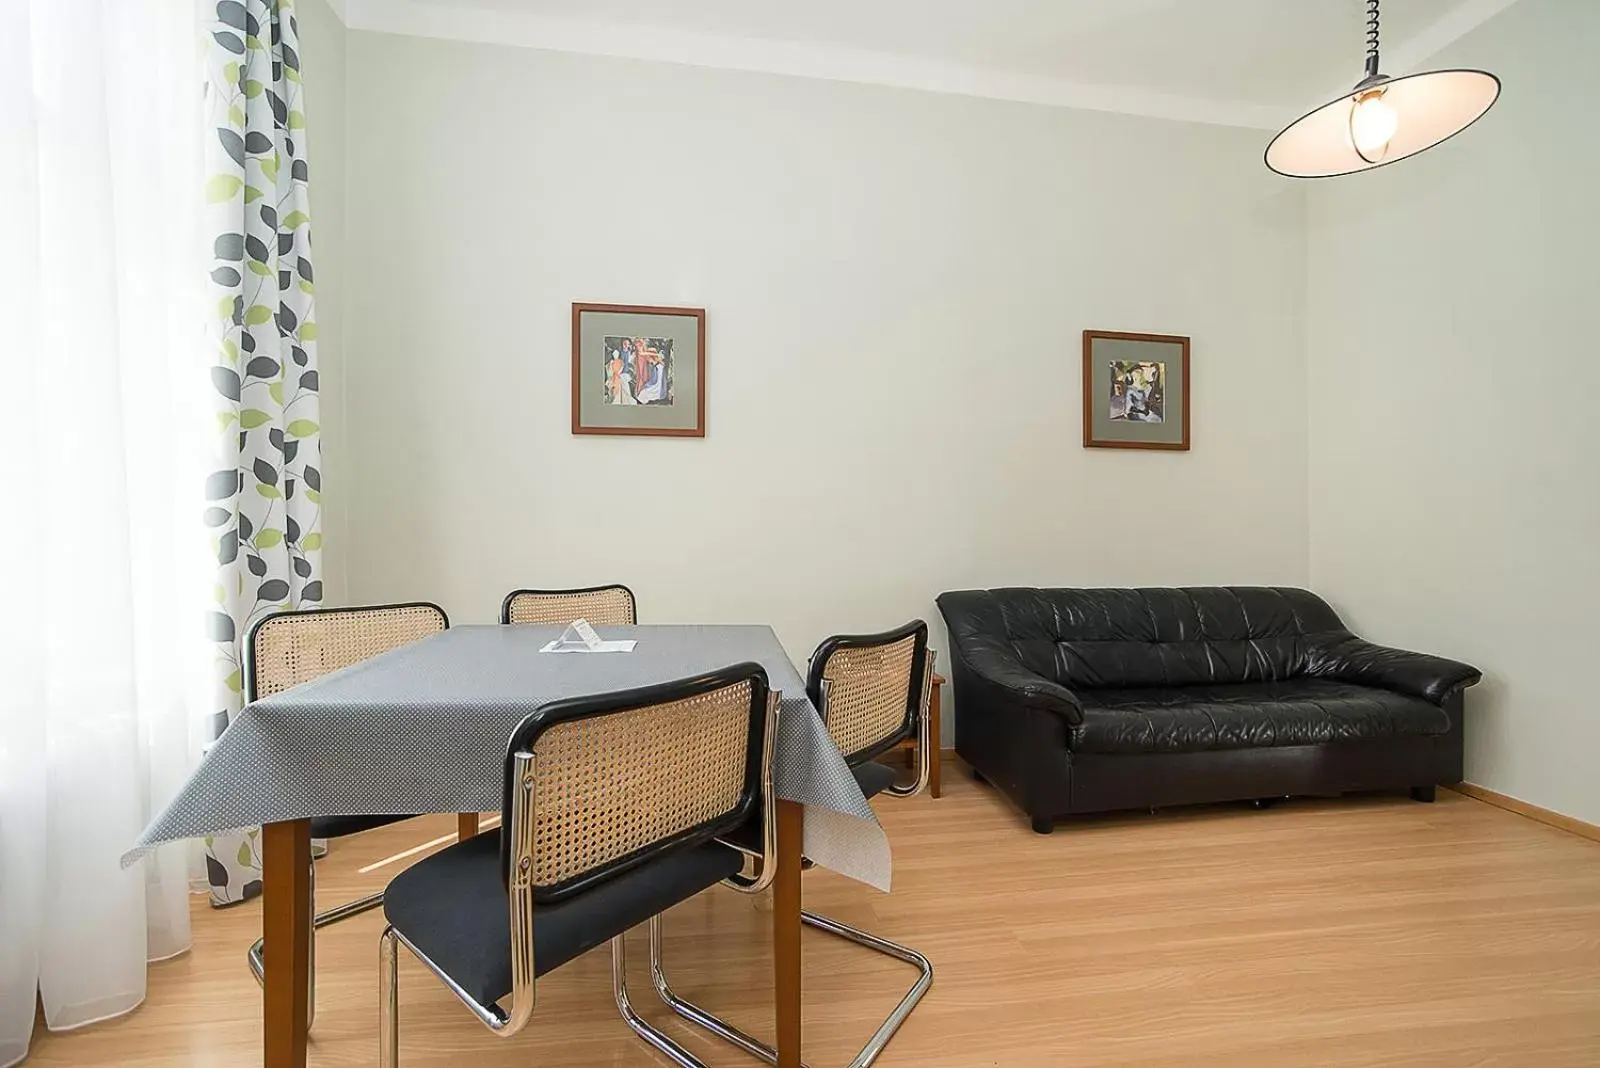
[1410,785,1437,803]
[1030,814,1054,835]
[971,767,987,784]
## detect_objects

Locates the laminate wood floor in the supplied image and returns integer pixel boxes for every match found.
[26,769,1600,1067]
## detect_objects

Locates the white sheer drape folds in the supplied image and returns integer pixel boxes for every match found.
[0,1,210,1064]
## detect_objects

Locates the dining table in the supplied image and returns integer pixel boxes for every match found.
[124,623,894,1068]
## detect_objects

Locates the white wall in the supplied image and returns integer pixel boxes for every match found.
[290,2,1599,809]
[1308,0,1600,821]
[297,0,350,606]
[332,33,1310,720]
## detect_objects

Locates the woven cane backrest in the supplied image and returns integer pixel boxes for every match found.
[502,585,636,626]
[511,673,762,900]
[248,603,448,700]
[818,635,918,759]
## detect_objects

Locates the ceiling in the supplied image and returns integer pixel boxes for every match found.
[338,0,1518,128]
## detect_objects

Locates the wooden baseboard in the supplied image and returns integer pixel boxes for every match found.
[1448,782,1600,845]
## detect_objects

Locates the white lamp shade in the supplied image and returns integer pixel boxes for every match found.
[1266,68,1501,178]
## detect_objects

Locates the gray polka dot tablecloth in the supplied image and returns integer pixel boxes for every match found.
[124,624,891,891]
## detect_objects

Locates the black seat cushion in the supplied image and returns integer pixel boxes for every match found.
[383,831,743,1008]
[1071,679,1450,755]
[309,814,415,838]
[853,760,899,799]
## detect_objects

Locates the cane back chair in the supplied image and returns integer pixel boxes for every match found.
[500,583,637,626]
[378,663,780,1067]
[242,602,450,1014]
[652,620,936,1068]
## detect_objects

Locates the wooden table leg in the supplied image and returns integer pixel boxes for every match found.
[262,819,312,1068]
[929,677,943,799]
[458,812,480,840]
[773,799,804,1068]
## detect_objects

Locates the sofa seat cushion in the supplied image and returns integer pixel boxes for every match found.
[1070,679,1450,755]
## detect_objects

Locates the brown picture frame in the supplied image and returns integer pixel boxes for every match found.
[1082,329,1191,451]
[571,302,707,437]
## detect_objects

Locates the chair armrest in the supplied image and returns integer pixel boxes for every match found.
[952,638,1084,726]
[1304,634,1482,705]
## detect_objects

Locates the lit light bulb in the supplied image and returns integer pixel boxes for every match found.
[1349,89,1399,159]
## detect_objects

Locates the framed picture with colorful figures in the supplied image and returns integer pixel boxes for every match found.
[571,303,706,437]
[1082,329,1191,450]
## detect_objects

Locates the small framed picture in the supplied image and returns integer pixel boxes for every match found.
[1082,330,1190,451]
[571,303,706,437]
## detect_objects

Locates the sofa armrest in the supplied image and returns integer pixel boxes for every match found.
[952,637,1084,726]
[1304,634,1482,705]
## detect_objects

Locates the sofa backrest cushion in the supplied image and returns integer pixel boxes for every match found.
[937,587,1347,690]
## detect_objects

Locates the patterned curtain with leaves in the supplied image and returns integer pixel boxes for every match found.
[202,0,324,906]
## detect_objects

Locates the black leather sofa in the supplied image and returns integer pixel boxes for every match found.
[936,587,1481,833]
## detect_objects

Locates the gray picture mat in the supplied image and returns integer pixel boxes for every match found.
[1088,336,1186,446]
[578,310,701,431]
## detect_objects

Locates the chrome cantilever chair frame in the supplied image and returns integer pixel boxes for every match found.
[652,629,936,1068]
[379,685,782,1068]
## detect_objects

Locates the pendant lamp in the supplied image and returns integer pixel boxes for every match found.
[1265,0,1500,178]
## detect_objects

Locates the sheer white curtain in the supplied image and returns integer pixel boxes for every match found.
[0,1,211,1064]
